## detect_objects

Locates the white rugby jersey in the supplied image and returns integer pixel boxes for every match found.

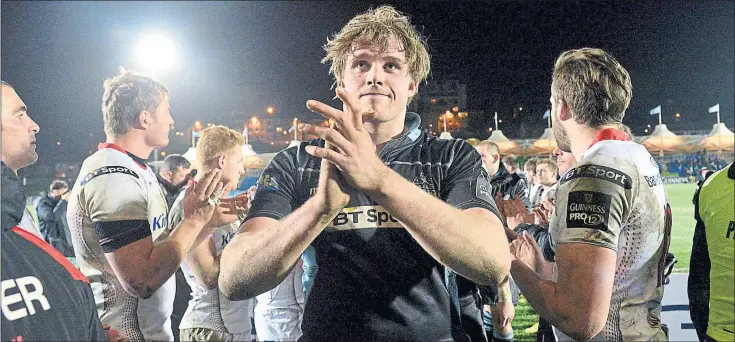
[67,143,175,341]
[168,191,253,334]
[550,130,670,341]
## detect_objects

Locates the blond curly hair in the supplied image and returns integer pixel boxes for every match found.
[322,5,430,100]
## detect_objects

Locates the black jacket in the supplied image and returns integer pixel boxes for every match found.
[157,173,186,209]
[1,161,106,341]
[36,195,60,240]
[36,195,74,257]
[490,163,530,208]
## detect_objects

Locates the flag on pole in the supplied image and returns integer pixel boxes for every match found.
[288,123,297,132]
[709,104,720,113]
[242,127,248,137]
[542,109,550,119]
[649,105,661,115]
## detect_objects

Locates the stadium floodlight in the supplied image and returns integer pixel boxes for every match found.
[135,33,177,71]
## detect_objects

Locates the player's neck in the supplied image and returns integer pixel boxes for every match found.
[568,124,617,162]
[366,114,407,152]
[106,133,154,160]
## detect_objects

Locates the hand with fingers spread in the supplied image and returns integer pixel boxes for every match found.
[301,87,391,195]
[502,194,534,229]
[182,169,223,226]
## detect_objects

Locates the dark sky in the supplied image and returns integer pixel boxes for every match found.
[2,1,733,165]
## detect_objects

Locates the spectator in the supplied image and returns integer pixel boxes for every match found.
[531,159,558,206]
[36,179,75,257]
[158,154,193,209]
[524,158,540,209]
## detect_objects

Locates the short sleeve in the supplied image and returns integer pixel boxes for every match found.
[440,142,501,218]
[78,166,151,252]
[551,162,633,251]
[245,148,300,221]
[81,167,148,222]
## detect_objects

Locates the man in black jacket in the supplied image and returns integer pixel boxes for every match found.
[476,141,530,208]
[36,179,75,256]
[157,154,193,209]
[2,80,121,341]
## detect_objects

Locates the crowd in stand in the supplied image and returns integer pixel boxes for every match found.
[664,153,730,178]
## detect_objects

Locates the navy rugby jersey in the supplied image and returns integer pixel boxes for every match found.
[246,113,501,341]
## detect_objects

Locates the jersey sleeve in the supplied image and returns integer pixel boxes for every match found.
[245,147,300,221]
[551,162,634,251]
[440,141,501,218]
[78,166,151,252]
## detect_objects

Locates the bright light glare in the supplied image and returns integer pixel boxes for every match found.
[136,34,176,70]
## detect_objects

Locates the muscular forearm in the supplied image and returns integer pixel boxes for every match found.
[133,218,205,297]
[219,199,337,300]
[369,170,510,285]
[186,241,221,289]
[511,260,569,328]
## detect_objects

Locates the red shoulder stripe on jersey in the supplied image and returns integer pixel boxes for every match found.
[11,227,90,284]
[588,127,631,149]
[98,142,148,170]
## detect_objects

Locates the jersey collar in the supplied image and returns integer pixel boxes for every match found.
[588,127,631,149]
[378,112,423,159]
[98,143,149,170]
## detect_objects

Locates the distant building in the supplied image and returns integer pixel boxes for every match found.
[408,79,469,134]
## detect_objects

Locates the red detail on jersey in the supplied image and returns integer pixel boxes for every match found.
[588,128,631,149]
[11,227,90,284]
[98,143,148,170]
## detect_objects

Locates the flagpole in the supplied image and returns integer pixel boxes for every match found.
[717,108,720,124]
[443,113,447,132]
[658,111,662,126]
[494,112,498,130]
[547,115,551,128]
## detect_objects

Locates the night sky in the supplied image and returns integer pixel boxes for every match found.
[2,1,733,166]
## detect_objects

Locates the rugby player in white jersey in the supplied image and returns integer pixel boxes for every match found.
[67,71,226,341]
[169,125,255,342]
[510,48,671,341]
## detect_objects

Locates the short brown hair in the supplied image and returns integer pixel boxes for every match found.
[552,48,632,127]
[322,5,430,99]
[502,154,519,169]
[102,70,169,136]
[536,158,558,174]
[524,157,538,172]
[195,125,245,171]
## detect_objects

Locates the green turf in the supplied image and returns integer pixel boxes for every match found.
[664,183,698,272]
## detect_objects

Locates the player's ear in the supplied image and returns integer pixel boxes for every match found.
[137,110,149,129]
[217,155,226,169]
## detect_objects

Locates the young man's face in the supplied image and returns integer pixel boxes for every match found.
[145,95,173,148]
[340,37,416,126]
[219,146,245,187]
[1,85,40,171]
[536,163,557,186]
